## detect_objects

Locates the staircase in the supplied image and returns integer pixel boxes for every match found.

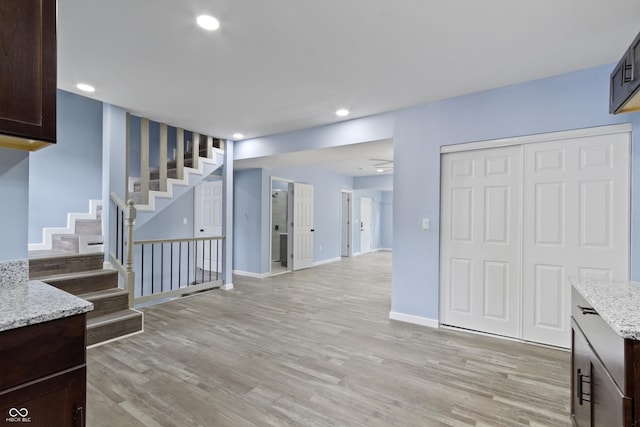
[29,252,143,346]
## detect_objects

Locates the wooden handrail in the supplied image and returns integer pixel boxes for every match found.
[134,236,224,245]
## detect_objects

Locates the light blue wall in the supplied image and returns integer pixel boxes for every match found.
[0,149,29,261]
[135,189,195,241]
[233,169,263,273]
[353,174,393,190]
[29,90,103,243]
[235,63,640,322]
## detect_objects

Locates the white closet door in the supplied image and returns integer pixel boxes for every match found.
[440,146,522,338]
[522,133,630,347]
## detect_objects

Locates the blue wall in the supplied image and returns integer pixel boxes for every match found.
[381,191,393,249]
[135,189,195,241]
[233,169,263,273]
[29,90,103,243]
[235,63,640,323]
[0,149,29,261]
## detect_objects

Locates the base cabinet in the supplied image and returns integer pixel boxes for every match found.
[571,288,638,427]
[0,314,87,426]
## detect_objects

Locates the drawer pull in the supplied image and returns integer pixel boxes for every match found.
[577,305,599,316]
[577,369,591,405]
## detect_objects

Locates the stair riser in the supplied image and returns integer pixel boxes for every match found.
[87,293,130,319]
[87,314,143,346]
[44,271,118,295]
[52,235,79,253]
[29,254,104,278]
[74,219,102,235]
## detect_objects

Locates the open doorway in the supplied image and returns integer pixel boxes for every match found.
[270,177,292,275]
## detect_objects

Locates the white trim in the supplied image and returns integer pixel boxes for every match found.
[440,123,633,154]
[220,283,234,290]
[103,261,114,270]
[352,252,361,257]
[313,257,341,267]
[232,270,270,279]
[374,248,392,252]
[29,199,103,251]
[389,311,439,328]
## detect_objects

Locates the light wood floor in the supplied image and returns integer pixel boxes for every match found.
[87,252,571,426]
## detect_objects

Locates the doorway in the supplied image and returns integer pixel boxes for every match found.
[270,177,292,275]
[360,197,372,254]
[194,179,223,273]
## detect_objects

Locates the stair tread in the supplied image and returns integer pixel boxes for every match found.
[78,287,128,300]
[29,251,104,261]
[88,309,142,327]
[32,268,116,282]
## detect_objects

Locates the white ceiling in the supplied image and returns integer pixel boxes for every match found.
[58,1,640,174]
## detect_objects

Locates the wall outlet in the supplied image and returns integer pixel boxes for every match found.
[422,218,430,230]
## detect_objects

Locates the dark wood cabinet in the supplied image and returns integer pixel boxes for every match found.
[610,31,640,114]
[571,288,637,427]
[0,314,87,426]
[0,0,56,151]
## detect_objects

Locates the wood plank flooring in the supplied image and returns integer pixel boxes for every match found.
[87,252,571,426]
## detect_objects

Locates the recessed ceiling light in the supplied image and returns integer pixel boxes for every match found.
[233,133,244,139]
[377,169,384,173]
[76,83,95,93]
[197,15,220,31]
[336,109,349,117]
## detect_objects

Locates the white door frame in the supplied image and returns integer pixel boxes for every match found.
[194,179,223,272]
[269,176,294,275]
[341,190,353,257]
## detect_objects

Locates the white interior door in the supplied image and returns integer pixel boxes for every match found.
[440,146,522,338]
[291,182,314,270]
[195,180,223,272]
[521,133,630,347]
[360,197,372,254]
[341,191,352,257]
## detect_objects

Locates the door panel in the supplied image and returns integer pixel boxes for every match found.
[360,197,372,253]
[440,146,522,338]
[522,133,629,347]
[292,183,314,270]
[195,181,223,272]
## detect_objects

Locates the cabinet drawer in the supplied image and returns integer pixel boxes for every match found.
[572,288,625,391]
[0,314,86,390]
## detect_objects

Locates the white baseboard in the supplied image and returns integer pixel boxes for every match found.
[220,283,234,290]
[232,270,269,279]
[103,261,113,270]
[352,252,361,257]
[313,257,341,267]
[389,311,439,328]
[375,248,392,252]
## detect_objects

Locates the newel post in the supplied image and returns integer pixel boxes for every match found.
[125,199,137,307]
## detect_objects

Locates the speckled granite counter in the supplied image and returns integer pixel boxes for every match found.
[571,277,640,340]
[0,280,93,332]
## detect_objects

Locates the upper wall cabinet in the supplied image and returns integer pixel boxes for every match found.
[610,30,640,114]
[0,0,56,151]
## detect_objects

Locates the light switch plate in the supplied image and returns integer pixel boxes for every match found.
[422,218,430,230]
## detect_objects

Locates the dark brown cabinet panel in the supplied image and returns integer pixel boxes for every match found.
[0,315,87,427]
[0,0,56,150]
[611,30,640,115]
[571,287,639,427]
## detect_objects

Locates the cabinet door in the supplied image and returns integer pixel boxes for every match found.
[591,351,632,427]
[0,367,86,427]
[572,325,592,427]
[0,0,56,145]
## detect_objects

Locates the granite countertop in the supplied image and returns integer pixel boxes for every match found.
[571,277,640,340]
[0,280,93,332]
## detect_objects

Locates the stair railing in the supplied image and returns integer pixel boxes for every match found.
[109,192,136,307]
[133,236,225,305]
